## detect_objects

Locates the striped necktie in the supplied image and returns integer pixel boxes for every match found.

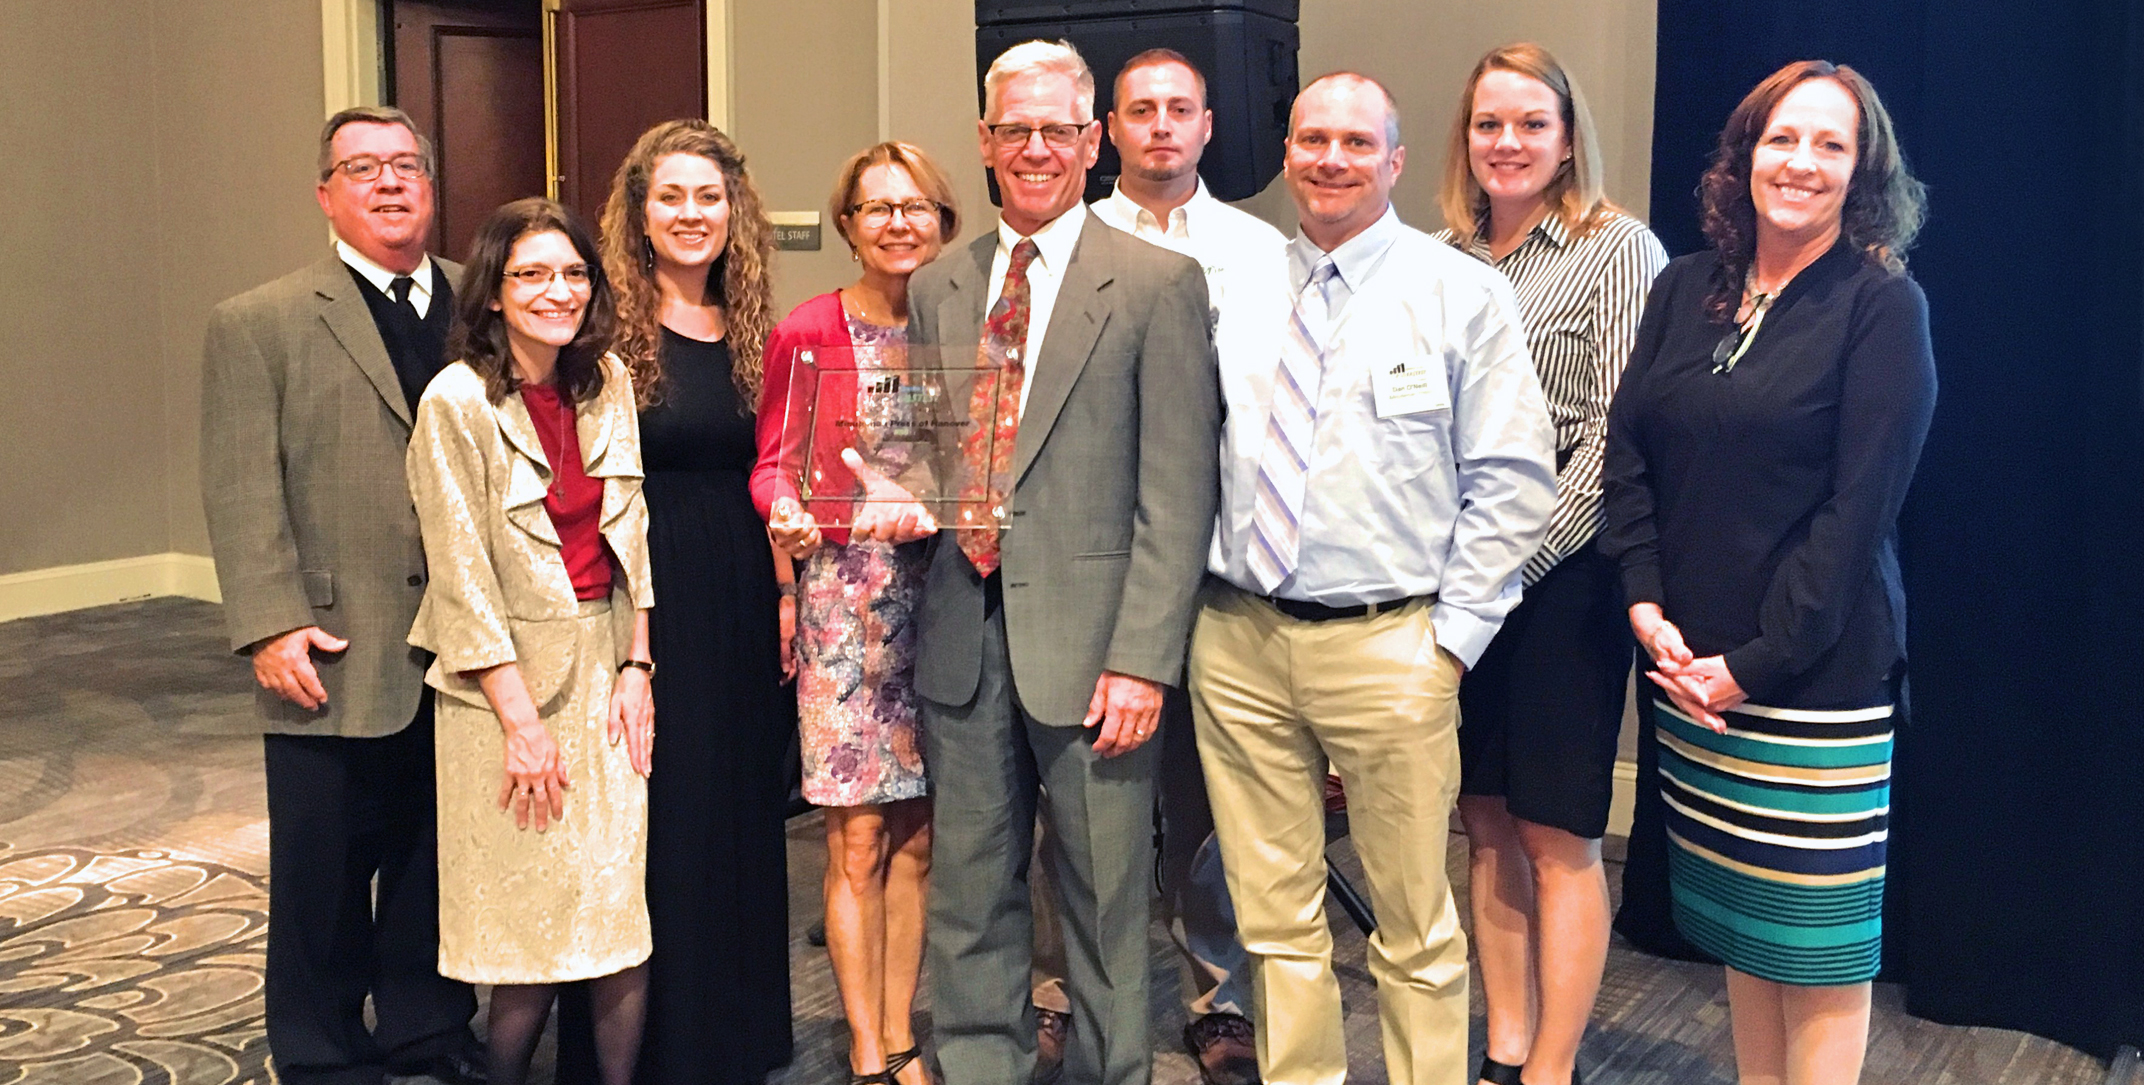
[1246,257,1339,592]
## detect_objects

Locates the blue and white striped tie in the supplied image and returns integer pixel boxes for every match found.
[1246,258,1339,593]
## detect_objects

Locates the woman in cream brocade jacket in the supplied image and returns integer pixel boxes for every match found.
[406,352,657,985]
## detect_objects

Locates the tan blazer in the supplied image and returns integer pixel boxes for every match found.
[404,357,654,711]
[200,254,462,738]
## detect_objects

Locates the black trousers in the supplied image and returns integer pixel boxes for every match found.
[262,695,476,1085]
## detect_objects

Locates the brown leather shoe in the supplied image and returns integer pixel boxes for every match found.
[1034,1007,1071,1084]
[1183,1012,1260,1085]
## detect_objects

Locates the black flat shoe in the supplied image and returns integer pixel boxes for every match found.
[394,1050,489,1085]
[1477,1056,1523,1085]
[1478,1058,1587,1085]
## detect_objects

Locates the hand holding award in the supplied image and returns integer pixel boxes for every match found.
[840,448,938,543]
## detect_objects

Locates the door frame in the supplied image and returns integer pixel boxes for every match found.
[319,0,733,129]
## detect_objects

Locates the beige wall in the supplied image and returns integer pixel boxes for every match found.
[0,0,325,577]
[1,3,169,576]
[4,0,1653,584]
[732,0,883,314]
[1235,0,1658,232]
[741,0,1655,308]
[153,0,332,558]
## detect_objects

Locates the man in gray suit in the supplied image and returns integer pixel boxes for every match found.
[907,38,1221,1085]
[200,106,480,1085]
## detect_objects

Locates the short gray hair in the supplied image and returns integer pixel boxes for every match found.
[983,40,1096,123]
[1294,72,1402,149]
[318,105,434,181]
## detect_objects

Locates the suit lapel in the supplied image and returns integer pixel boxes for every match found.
[311,257,415,427]
[1013,218,1112,483]
[938,234,995,360]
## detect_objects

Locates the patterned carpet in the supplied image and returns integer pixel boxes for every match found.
[0,598,2112,1084]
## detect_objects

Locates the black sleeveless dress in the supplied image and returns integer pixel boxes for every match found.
[634,330,793,1082]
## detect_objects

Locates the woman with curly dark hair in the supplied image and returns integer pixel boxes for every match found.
[1601,61,1935,1084]
[581,118,793,1085]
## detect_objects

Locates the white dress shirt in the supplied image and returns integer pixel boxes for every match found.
[336,239,436,318]
[1207,206,1558,667]
[1091,179,1288,370]
[988,201,1086,415]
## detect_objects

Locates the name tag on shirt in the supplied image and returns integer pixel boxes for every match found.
[1372,357,1449,418]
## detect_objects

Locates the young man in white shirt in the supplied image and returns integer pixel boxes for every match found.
[1086,47,1282,1085]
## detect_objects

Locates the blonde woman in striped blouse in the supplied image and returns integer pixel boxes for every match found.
[1433,43,1667,1085]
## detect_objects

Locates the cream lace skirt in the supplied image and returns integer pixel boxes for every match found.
[434,598,650,984]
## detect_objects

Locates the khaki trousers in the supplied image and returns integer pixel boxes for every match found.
[1189,583,1469,1085]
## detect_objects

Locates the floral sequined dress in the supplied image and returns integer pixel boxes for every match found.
[794,316,930,807]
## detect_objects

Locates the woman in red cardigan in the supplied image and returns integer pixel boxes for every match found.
[748,141,958,1085]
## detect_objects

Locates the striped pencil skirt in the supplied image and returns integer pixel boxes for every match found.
[1655,698,1893,986]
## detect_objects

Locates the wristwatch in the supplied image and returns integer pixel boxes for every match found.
[619,658,656,677]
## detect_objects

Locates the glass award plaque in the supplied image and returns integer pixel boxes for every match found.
[776,343,1007,530]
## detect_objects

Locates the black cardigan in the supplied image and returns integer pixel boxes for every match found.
[1600,241,1937,707]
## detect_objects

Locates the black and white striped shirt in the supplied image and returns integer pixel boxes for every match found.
[1435,211,1667,585]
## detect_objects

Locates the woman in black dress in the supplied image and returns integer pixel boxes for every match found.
[1601,62,1933,1085]
[591,118,792,1084]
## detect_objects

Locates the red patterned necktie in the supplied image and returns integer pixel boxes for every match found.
[956,238,1039,577]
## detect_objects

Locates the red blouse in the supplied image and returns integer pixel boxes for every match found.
[520,381,614,600]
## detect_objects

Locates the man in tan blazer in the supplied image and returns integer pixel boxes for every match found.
[907,39,1221,1085]
[199,106,480,1085]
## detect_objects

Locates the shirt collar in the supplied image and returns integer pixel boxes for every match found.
[335,239,434,300]
[998,200,1087,275]
[1102,178,1215,238]
[1290,203,1403,293]
[1535,212,1572,249]
[1465,208,1571,262]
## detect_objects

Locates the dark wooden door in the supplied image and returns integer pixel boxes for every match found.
[554,0,706,225]
[389,0,546,262]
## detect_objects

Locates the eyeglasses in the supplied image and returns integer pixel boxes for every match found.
[848,199,945,228]
[503,264,593,289]
[987,121,1093,149]
[328,154,432,183]
[1711,292,1777,374]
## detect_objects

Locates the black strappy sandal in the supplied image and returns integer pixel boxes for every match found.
[1477,1056,1524,1085]
[885,1046,922,1081]
[850,1045,925,1085]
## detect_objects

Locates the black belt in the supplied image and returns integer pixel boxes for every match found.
[1254,592,1428,623]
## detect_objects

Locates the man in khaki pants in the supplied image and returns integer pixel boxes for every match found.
[1189,73,1555,1085]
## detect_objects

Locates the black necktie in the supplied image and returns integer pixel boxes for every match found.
[390,275,419,322]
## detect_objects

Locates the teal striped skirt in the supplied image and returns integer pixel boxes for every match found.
[1656,698,1893,986]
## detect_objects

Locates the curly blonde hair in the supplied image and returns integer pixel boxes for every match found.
[598,119,777,409]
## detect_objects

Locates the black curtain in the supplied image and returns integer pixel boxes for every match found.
[1629,0,2144,1059]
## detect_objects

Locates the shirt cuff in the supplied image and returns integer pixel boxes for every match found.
[1429,603,1501,671]
[1619,561,1665,609]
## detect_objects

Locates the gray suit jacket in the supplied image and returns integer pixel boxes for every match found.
[200,253,462,738]
[908,217,1222,725]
